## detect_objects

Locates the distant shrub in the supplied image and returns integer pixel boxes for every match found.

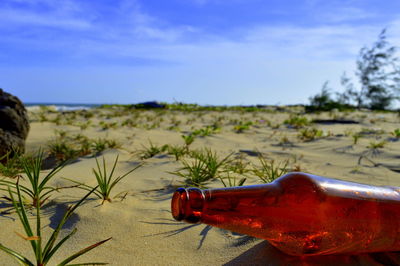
[284,115,310,128]
[298,128,324,141]
[306,81,353,112]
[392,129,400,138]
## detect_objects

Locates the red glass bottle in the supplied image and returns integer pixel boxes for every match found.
[171,172,400,256]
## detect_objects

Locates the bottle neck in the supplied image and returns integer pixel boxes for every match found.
[171,187,205,223]
[171,184,279,224]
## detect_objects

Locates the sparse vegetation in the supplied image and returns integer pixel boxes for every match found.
[298,128,324,141]
[392,129,400,138]
[66,156,141,203]
[284,115,310,128]
[170,148,232,187]
[139,141,168,159]
[48,131,120,161]
[192,125,219,137]
[167,145,187,161]
[352,133,361,145]
[0,181,110,265]
[181,133,195,151]
[367,140,386,150]
[252,155,289,183]
[48,139,78,162]
[224,154,250,176]
[21,99,400,262]
[0,150,67,207]
[0,151,24,178]
[233,121,252,133]
[219,172,246,187]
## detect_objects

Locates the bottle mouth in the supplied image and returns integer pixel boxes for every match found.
[171,187,204,223]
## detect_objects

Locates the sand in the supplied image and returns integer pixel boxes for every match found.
[0,106,399,265]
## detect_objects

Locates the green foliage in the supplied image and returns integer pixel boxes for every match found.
[170,148,232,188]
[219,172,246,187]
[341,29,400,110]
[352,133,361,145]
[233,121,252,133]
[358,127,385,137]
[307,29,400,110]
[105,139,120,149]
[284,115,309,128]
[48,131,120,161]
[92,138,108,155]
[139,141,168,159]
[99,121,118,130]
[67,156,141,203]
[298,128,324,141]
[192,125,219,137]
[181,133,195,149]
[121,118,137,127]
[170,157,212,188]
[0,151,23,178]
[225,155,250,176]
[307,81,353,112]
[166,145,187,161]
[365,140,387,157]
[278,135,293,146]
[0,150,66,207]
[48,140,78,162]
[392,128,400,138]
[0,181,110,265]
[252,156,289,183]
[91,138,120,155]
[190,148,233,180]
[78,120,92,130]
[367,140,386,149]
[219,155,249,187]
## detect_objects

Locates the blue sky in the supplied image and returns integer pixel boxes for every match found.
[1,0,400,105]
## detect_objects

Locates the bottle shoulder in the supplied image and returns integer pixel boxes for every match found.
[275,172,400,202]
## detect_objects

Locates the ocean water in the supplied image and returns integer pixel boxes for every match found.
[25,103,100,112]
[24,103,101,111]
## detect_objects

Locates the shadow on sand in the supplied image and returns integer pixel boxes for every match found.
[224,240,400,266]
[141,218,213,250]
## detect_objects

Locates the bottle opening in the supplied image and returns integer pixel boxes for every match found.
[171,188,187,221]
[171,187,204,223]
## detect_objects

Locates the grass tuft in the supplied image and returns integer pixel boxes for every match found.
[0,150,67,208]
[252,155,289,183]
[284,115,310,128]
[66,156,141,203]
[170,148,232,188]
[139,141,168,159]
[0,151,24,178]
[0,180,110,265]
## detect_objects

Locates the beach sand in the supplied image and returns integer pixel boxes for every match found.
[0,106,400,265]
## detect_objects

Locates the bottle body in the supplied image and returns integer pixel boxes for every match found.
[171,172,400,256]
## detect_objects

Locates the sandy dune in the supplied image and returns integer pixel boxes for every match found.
[0,106,399,265]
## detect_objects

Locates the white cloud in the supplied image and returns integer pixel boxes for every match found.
[2,0,400,105]
[320,7,375,23]
[0,8,91,29]
[236,24,383,61]
[0,0,92,29]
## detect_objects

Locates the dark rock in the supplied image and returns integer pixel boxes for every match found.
[0,89,30,157]
[312,119,359,125]
[132,101,166,109]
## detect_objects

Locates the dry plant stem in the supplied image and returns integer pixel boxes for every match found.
[0,180,110,265]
